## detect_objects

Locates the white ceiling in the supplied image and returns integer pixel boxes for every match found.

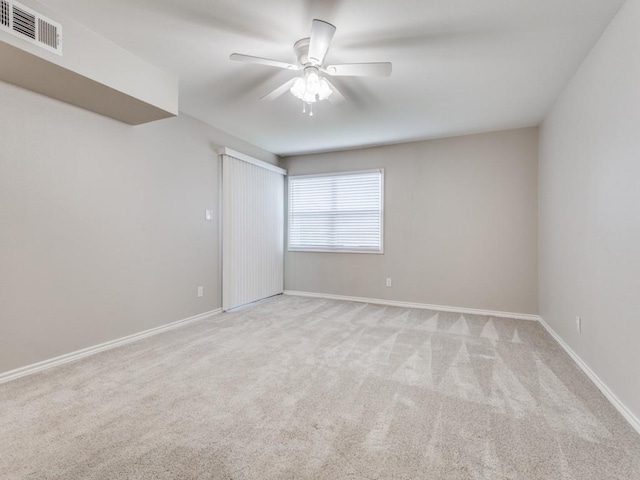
[40,0,624,156]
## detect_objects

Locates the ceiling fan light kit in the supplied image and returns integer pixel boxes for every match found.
[230,19,392,116]
[290,67,333,113]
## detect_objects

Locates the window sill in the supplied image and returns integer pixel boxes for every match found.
[287,248,384,255]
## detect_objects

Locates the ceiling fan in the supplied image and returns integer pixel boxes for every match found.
[230,19,392,115]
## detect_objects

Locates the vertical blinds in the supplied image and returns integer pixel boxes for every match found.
[222,154,284,311]
[288,169,383,253]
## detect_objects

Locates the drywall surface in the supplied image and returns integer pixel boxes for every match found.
[0,80,277,373]
[285,127,539,315]
[539,0,640,422]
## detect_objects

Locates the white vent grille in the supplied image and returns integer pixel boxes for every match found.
[0,0,62,55]
[38,17,56,49]
[1,1,9,28]
[13,5,35,39]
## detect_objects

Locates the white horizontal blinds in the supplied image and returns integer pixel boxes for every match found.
[222,154,284,311]
[288,170,383,252]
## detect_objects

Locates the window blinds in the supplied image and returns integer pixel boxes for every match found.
[222,153,285,311]
[288,169,383,253]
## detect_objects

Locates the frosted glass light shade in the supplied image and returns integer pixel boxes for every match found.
[290,75,333,103]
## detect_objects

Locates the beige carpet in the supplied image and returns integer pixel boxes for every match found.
[1,295,639,479]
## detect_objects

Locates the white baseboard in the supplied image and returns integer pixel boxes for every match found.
[0,308,223,385]
[537,317,640,436]
[283,290,541,322]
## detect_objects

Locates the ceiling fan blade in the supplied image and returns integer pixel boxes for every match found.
[230,53,300,71]
[261,78,298,101]
[308,19,336,65]
[325,79,345,104]
[325,62,392,77]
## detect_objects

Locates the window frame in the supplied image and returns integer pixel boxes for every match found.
[287,169,384,254]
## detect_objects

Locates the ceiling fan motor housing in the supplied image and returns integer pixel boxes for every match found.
[294,38,312,66]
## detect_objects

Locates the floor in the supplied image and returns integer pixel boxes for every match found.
[1,295,639,479]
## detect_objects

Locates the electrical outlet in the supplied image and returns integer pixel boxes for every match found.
[197,286,204,298]
[386,278,392,287]
[576,316,582,333]
[205,210,213,221]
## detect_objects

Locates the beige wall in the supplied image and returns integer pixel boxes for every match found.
[539,0,640,421]
[0,80,277,374]
[284,127,539,315]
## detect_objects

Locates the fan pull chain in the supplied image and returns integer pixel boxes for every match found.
[302,102,314,117]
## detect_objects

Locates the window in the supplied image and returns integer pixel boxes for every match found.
[288,169,384,253]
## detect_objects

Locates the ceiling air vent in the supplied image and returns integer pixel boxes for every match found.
[0,0,62,55]
[13,5,35,39]
[1,1,9,28]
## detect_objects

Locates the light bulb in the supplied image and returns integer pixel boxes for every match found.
[290,77,306,100]
[306,71,320,95]
[303,91,316,103]
[318,78,333,101]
